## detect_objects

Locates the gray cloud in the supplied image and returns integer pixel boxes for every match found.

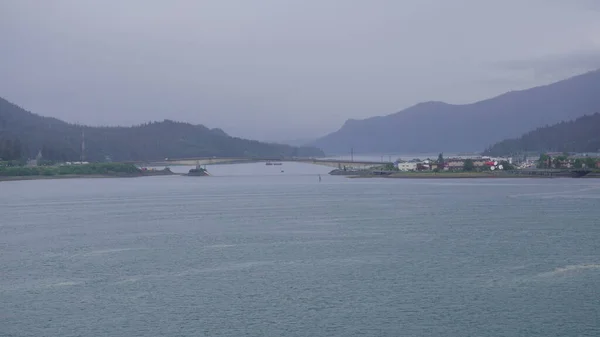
[486,49,600,92]
[498,49,600,78]
[573,0,600,11]
[0,0,599,141]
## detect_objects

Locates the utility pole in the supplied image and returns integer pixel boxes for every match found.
[350,147,354,162]
[81,128,85,162]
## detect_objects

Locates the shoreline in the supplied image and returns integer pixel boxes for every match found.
[3,171,598,182]
[348,172,600,179]
[0,171,179,182]
[0,174,140,182]
[349,174,535,179]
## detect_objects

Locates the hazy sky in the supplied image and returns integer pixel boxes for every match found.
[1,0,599,142]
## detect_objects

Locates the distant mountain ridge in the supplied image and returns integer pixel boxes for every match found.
[311,69,600,154]
[483,113,600,156]
[0,97,324,162]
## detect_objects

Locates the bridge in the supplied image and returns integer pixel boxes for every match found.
[133,157,390,169]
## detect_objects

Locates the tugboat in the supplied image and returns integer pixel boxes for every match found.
[186,162,210,176]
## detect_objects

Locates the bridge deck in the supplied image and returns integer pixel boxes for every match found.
[134,157,389,166]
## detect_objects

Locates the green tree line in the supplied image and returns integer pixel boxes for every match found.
[0,163,141,177]
[536,153,598,169]
[0,138,22,161]
[1,97,325,162]
[483,113,600,156]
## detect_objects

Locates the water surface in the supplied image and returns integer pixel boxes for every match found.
[1,164,599,336]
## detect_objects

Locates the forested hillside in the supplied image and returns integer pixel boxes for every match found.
[483,113,600,156]
[0,97,324,162]
[311,69,600,154]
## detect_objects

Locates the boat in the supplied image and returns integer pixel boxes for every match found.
[266,162,273,166]
[273,162,283,166]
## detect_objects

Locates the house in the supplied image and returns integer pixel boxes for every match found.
[397,162,418,171]
[445,157,490,170]
[446,159,464,170]
[474,159,492,167]
[482,156,513,164]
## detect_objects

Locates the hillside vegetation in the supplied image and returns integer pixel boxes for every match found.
[483,113,600,156]
[0,97,324,162]
[0,163,141,177]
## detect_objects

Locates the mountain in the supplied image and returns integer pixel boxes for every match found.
[0,97,324,162]
[311,69,600,154]
[482,113,600,156]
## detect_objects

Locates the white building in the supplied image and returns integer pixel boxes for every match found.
[397,162,418,171]
[482,156,513,164]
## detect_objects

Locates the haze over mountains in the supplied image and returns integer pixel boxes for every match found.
[3,69,600,161]
[0,98,324,162]
[311,69,600,154]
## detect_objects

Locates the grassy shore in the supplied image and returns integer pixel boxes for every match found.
[0,163,176,182]
[0,174,139,182]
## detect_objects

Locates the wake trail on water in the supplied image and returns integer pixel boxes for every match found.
[535,264,600,278]
[484,263,600,288]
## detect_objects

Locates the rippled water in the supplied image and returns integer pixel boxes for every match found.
[1,163,599,336]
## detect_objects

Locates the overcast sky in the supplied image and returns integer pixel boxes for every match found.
[1,0,599,142]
